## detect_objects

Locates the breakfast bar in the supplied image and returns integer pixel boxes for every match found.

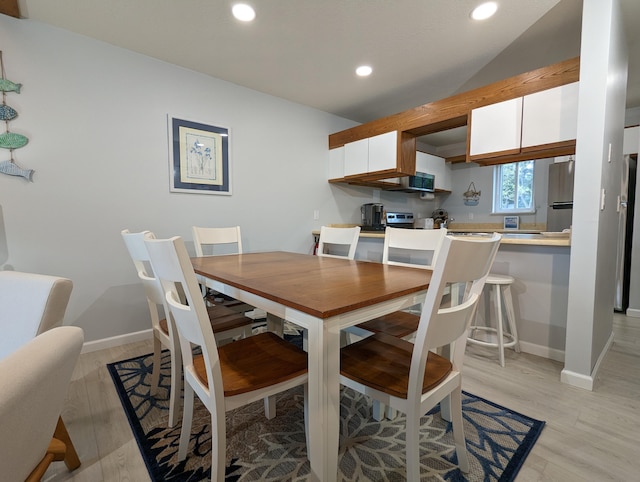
[313,226,571,362]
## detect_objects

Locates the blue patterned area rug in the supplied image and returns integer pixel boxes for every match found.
[108,344,544,481]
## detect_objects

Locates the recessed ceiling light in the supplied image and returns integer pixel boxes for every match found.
[471,2,498,21]
[356,65,373,77]
[232,3,256,22]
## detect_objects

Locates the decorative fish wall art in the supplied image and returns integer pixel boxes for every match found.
[0,160,33,180]
[0,132,28,149]
[0,78,21,93]
[0,104,17,121]
[1,50,33,182]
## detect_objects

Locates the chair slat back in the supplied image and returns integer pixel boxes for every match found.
[192,226,243,257]
[121,230,165,306]
[408,234,501,398]
[382,227,447,268]
[317,226,361,259]
[145,235,222,387]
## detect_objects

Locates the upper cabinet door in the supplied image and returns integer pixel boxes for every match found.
[368,131,398,173]
[416,151,451,191]
[328,146,345,180]
[343,137,369,177]
[469,97,523,157]
[521,82,579,148]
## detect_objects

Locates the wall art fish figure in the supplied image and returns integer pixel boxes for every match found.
[0,160,34,181]
[0,132,28,149]
[0,104,18,121]
[0,78,22,93]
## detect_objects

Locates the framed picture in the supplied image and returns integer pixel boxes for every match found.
[168,115,231,195]
[503,215,519,230]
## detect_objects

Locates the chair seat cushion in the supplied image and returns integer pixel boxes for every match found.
[340,332,452,398]
[193,332,307,396]
[355,310,420,338]
[159,304,252,335]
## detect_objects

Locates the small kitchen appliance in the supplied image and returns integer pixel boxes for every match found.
[386,212,415,228]
[431,209,449,229]
[361,203,385,231]
[386,172,435,193]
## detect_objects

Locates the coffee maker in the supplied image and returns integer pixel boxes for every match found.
[361,203,385,231]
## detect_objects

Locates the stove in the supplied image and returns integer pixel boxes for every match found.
[385,212,415,229]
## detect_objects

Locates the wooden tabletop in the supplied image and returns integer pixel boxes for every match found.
[191,251,430,319]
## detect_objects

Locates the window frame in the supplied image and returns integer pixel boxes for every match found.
[492,160,536,215]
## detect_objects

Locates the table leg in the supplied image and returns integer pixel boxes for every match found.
[305,318,340,482]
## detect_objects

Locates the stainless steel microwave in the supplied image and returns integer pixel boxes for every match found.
[387,171,435,193]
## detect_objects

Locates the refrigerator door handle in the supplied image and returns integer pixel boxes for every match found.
[549,201,574,209]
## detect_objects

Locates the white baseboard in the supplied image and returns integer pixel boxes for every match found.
[560,331,614,391]
[517,340,565,363]
[626,308,640,318]
[81,329,152,354]
[560,369,594,390]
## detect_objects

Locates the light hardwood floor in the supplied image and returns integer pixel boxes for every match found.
[44,313,639,481]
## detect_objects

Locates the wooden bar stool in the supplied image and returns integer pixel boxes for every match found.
[467,274,520,367]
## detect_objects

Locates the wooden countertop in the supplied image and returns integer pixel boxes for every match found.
[312,227,571,247]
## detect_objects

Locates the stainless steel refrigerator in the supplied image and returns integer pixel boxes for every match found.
[614,154,637,312]
[547,160,575,232]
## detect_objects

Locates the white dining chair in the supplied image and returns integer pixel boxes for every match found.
[340,233,501,480]
[351,227,447,341]
[121,229,254,427]
[192,225,243,258]
[192,225,268,320]
[0,326,84,482]
[144,234,309,480]
[316,225,361,259]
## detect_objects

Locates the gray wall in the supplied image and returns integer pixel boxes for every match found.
[0,16,441,344]
[0,17,366,343]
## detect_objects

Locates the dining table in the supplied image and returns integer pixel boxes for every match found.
[191,251,430,482]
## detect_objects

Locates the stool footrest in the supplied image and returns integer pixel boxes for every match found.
[467,326,518,348]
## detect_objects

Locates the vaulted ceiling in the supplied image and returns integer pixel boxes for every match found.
[4,0,640,124]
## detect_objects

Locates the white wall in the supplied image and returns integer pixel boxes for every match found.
[562,0,628,389]
[0,17,374,343]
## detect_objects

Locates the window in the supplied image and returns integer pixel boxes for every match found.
[493,160,535,213]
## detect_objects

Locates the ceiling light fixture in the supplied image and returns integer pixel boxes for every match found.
[471,2,498,21]
[232,3,256,22]
[356,65,373,77]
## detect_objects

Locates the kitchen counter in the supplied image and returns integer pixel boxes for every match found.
[312,226,570,247]
[311,224,570,360]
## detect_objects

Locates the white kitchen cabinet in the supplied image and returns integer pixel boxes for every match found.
[521,82,579,148]
[328,146,344,180]
[368,131,398,173]
[343,137,369,177]
[416,151,451,191]
[343,131,397,177]
[469,97,523,157]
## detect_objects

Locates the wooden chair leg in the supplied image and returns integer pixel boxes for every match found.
[25,438,67,482]
[54,417,81,471]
